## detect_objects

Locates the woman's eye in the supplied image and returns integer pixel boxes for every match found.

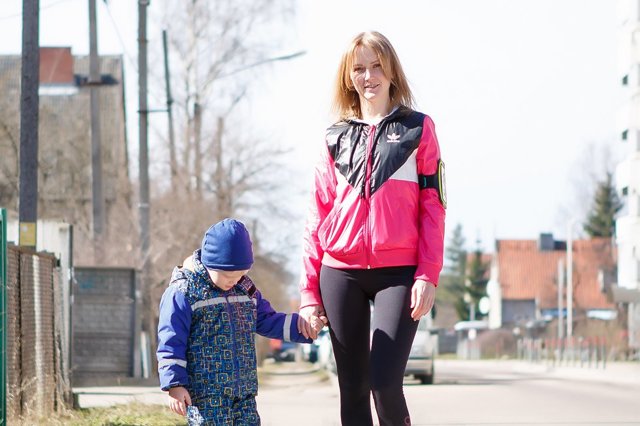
[353,67,364,73]
[373,63,381,68]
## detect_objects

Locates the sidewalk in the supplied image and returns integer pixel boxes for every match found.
[438,358,640,386]
[73,361,327,409]
[513,359,640,385]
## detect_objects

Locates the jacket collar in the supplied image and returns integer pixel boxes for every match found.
[345,105,411,126]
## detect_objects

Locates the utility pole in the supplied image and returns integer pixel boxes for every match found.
[19,0,40,249]
[557,258,564,339]
[138,0,152,374]
[162,30,177,191]
[89,0,106,259]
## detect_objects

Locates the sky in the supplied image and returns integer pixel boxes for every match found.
[0,0,626,256]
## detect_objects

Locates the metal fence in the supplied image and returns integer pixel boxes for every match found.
[1,209,6,425]
[4,244,70,419]
[517,336,608,369]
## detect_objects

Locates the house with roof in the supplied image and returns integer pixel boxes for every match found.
[0,47,135,266]
[487,233,617,331]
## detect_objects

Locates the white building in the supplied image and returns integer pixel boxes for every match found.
[615,0,640,352]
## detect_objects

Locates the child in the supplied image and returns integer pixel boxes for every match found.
[157,218,319,425]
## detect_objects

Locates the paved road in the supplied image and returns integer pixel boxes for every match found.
[74,360,640,426]
[257,360,640,426]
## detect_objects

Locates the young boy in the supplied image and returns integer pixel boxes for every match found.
[157,218,319,425]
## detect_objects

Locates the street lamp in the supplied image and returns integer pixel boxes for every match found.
[217,51,307,79]
[566,218,578,337]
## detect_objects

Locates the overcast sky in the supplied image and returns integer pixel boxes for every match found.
[0,0,625,254]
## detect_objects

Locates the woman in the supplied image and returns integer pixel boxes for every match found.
[297,31,446,426]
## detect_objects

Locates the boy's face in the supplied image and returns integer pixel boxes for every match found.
[207,269,249,291]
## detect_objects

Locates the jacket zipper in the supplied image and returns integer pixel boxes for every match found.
[364,124,376,269]
[225,292,241,397]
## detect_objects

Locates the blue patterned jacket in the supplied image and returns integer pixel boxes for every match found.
[157,250,311,401]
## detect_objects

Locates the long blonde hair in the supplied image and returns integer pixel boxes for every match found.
[332,31,415,120]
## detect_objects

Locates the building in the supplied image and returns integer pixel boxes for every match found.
[615,0,640,353]
[0,47,135,266]
[487,234,617,330]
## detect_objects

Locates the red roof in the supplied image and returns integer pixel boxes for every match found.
[39,47,73,84]
[496,238,615,310]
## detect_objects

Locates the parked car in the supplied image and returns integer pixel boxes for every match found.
[405,315,438,384]
[316,308,437,385]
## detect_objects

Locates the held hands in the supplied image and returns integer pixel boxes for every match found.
[168,386,192,417]
[298,305,328,339]
[410,279,436,321]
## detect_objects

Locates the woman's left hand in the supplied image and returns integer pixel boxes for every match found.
[410,279,436,321]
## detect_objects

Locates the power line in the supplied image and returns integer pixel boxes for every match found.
[0,0,76,21]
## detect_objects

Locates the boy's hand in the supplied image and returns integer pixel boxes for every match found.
[168,386,192,416]
[298,305,328,339]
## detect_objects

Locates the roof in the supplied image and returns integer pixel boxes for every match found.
[495,238,615,310]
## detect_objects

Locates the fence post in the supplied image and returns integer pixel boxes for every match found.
[1,208,7,425]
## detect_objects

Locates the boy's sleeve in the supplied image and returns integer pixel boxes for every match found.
[157,282,192,391]
[254,290,312,344]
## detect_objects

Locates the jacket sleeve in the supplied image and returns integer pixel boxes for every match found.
[157,277,192,391]
[415,115,446,285]
[299,140,337,308]
[255,290,312,344]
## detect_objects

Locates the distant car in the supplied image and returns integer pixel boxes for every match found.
[302,328,328,364]
[405,314,438,384]
[268,339,297,362]
[316,329,336,373]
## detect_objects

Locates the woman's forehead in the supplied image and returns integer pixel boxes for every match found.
[352,45,380,64]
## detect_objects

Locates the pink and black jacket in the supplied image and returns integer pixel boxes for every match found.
[300,106,446,308]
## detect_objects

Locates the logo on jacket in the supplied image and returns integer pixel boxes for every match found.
[386,132,400,143]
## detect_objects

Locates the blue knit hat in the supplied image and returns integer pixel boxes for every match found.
[201,218,254,271]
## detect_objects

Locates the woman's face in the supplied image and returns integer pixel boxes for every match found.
[350,45,391,104]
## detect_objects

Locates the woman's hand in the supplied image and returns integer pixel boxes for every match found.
[298,305,328,339]
[410,279,436,321]
[168,386,191,416]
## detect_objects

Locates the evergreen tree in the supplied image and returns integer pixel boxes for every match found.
[584,172,623,238]
[444,223,467,277]
[465,242,490,320]
[438,224,468,319]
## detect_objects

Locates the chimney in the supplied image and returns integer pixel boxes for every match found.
[39,47,74,84]
[537,233,554,251]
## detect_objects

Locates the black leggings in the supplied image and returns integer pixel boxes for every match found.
[320,265,419,426]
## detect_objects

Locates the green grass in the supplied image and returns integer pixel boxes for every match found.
[15,403,185,425]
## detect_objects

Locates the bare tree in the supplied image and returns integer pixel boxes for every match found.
[557,141,622,234]
[143,0,300,368]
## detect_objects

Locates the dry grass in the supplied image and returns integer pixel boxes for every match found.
[14,403,184,426]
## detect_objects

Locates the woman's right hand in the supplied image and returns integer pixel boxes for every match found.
[298,305,328,339]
